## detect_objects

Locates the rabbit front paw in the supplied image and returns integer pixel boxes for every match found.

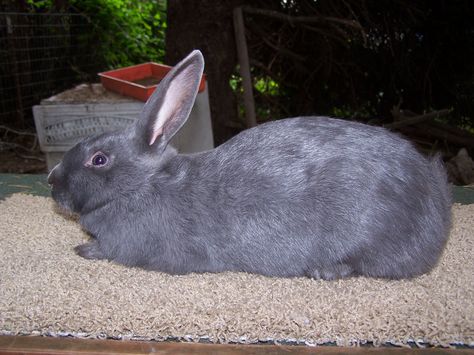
[74,241,106,260]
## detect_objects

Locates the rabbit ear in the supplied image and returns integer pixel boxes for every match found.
[135,50,204,151]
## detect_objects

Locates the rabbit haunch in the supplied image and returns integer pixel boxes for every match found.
[48,50,452,280]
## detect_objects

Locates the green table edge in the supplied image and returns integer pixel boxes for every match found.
[1,173,473,205]
[0,174,50,199]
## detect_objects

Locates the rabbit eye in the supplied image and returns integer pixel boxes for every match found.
[88,152,108,167]
[93,154,107,166]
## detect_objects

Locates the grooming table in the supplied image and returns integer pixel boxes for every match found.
[0,173,472,354]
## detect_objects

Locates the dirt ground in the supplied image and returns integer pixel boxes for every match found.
[0,129,47,174]
[0,150,46,174]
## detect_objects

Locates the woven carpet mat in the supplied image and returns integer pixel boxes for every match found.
[0,194,473,347]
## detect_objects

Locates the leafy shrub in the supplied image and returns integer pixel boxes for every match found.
[26,0,167,69]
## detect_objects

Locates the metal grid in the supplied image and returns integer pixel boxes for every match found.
[0,12,102,129]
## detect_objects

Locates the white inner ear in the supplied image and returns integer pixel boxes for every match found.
[149,68,194,146]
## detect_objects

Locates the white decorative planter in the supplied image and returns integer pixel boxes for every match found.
[33,84,214,170]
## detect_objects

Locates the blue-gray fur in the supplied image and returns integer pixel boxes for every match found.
[48,50,452,280]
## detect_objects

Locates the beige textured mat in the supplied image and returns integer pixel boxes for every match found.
[0,194,473,347]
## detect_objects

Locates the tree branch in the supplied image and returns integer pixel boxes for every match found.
[384,108,452,129]
[241,6,364,31]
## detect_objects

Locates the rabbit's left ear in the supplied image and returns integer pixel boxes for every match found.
[134,50,204,152]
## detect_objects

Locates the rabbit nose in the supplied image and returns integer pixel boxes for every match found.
[47,164,60,186]
[47,171,56,186]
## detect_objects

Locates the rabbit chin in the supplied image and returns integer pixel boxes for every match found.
[51,189,77,215]
[52,200,79,221]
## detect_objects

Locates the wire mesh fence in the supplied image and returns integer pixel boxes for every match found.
[0,11,103,129]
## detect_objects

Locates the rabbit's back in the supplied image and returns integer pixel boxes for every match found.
[189,117,451,279]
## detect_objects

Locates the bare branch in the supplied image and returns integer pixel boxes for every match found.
[385,108,452,129]
[241,6,364,31]
[300,24,350,47]
[0,125,37,137]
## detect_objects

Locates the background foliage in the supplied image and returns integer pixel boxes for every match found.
[234,1,474,130]
[9,0,474,148]
[26,0,167,68]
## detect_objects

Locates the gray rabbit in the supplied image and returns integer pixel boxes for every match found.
[48,50,452,280]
